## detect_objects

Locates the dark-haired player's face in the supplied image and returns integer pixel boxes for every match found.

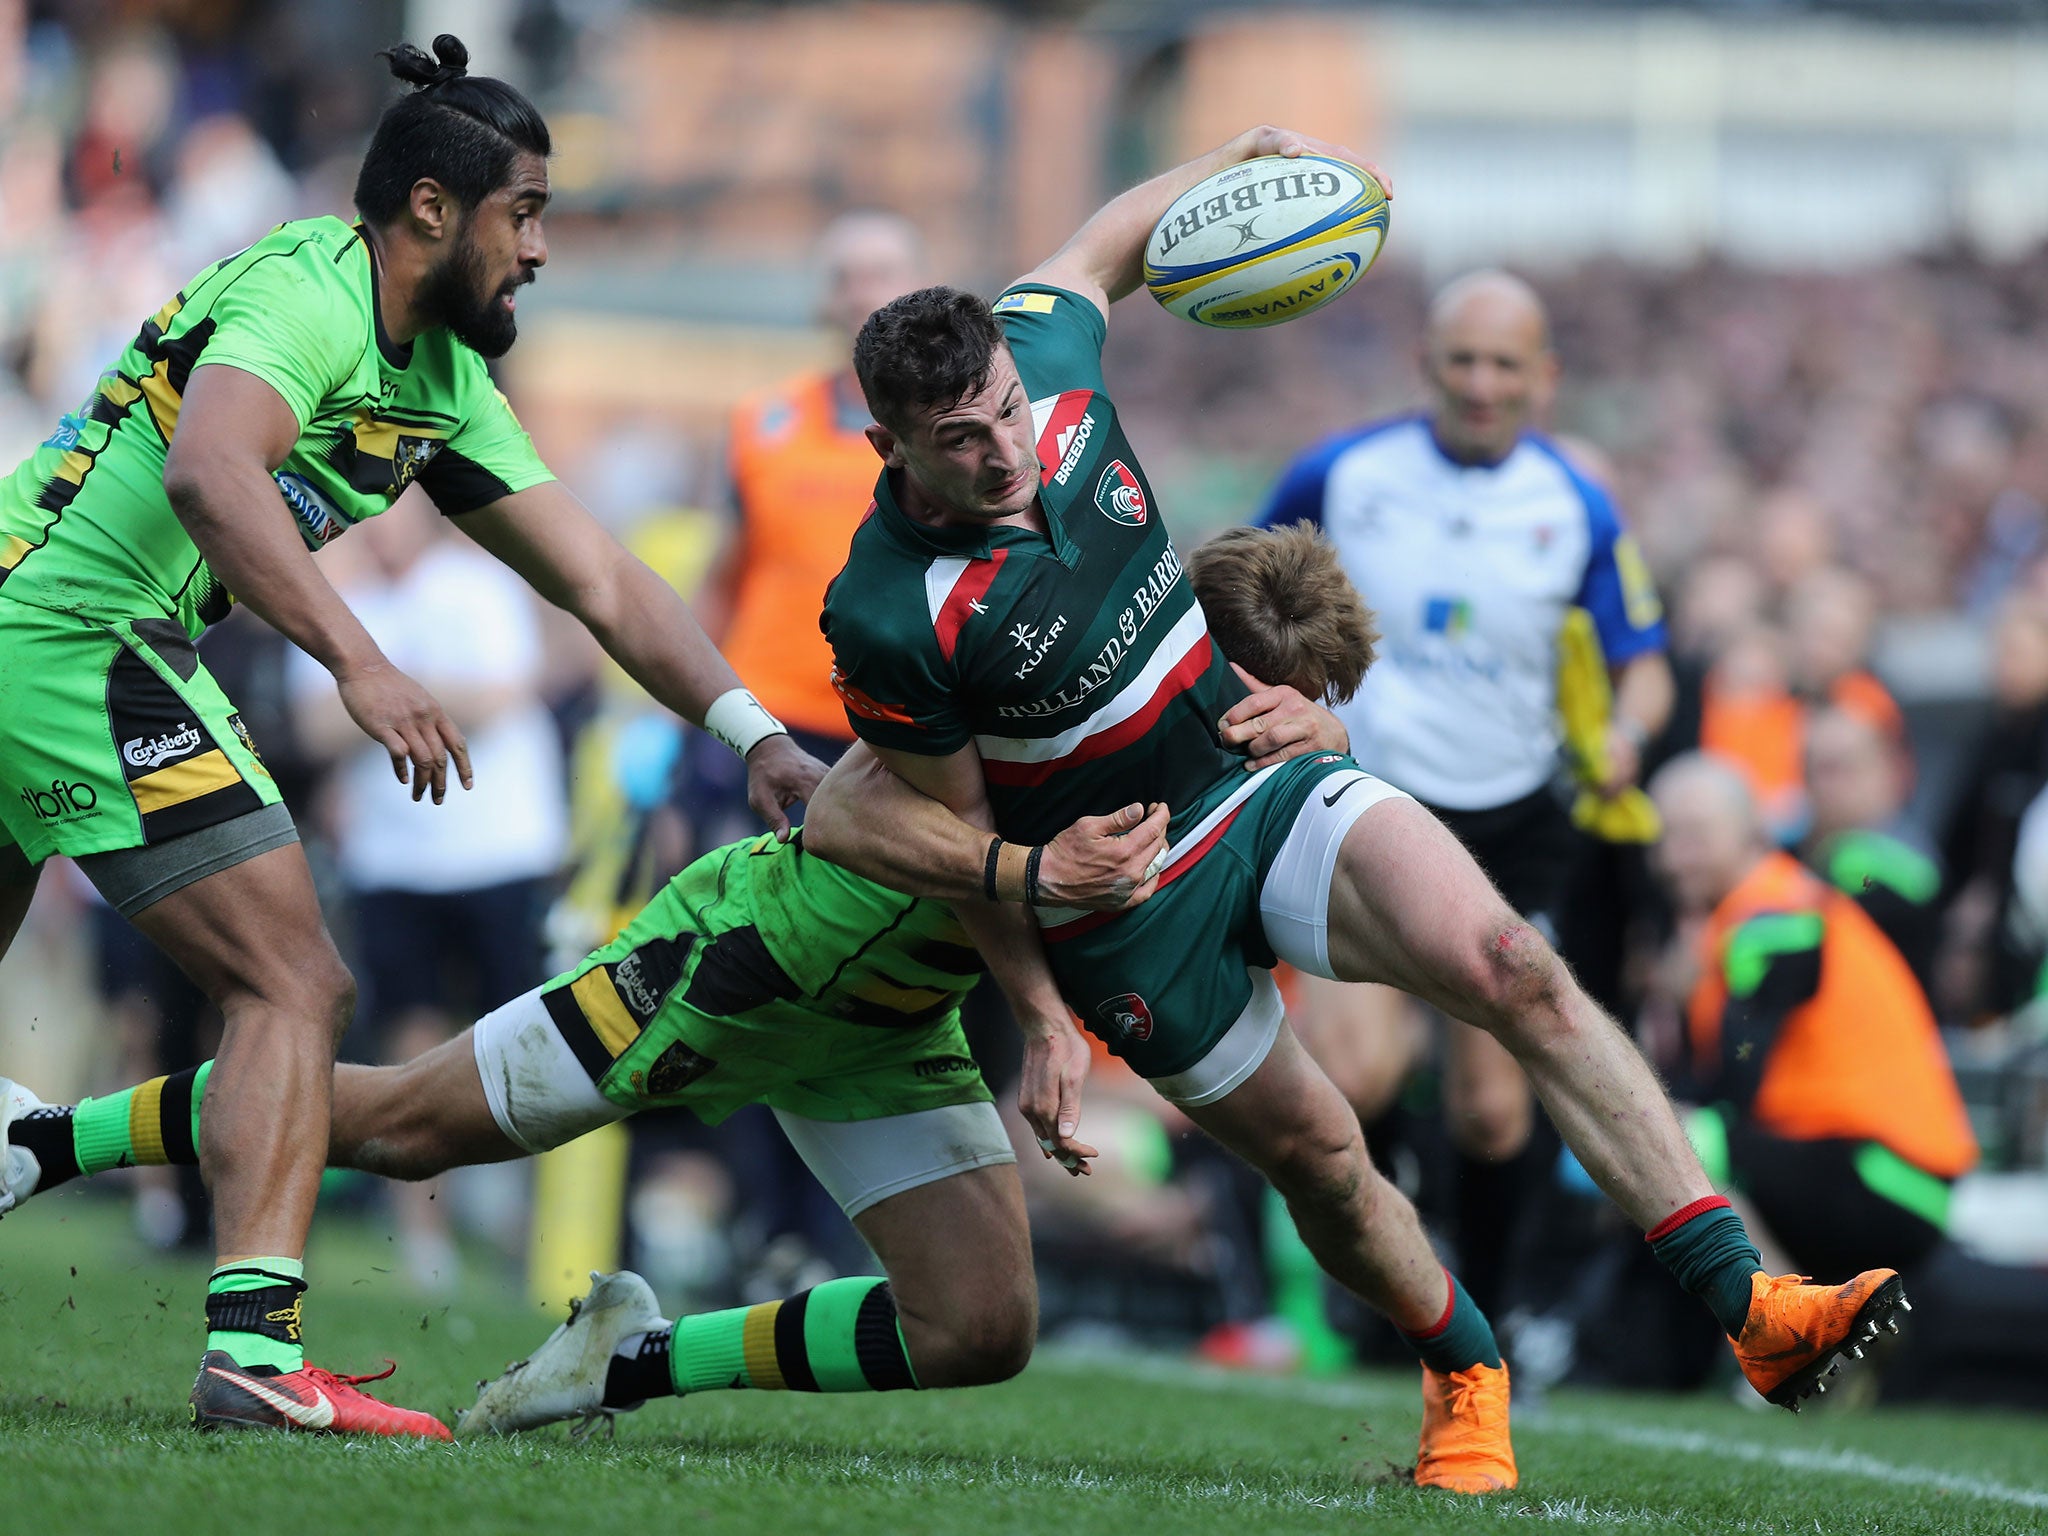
[883,345,1039,522]
[426,151,549,359]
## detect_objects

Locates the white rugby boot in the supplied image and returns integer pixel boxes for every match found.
[458,1270,667,1436]
[1,1077,54,1217]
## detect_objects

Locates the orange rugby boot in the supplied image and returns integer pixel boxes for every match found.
[1730,1268,1910,1411]
[1414,1361,1517,1494]
[191,1351,452,1439]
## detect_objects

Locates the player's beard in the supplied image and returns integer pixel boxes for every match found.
[422,227,523,360]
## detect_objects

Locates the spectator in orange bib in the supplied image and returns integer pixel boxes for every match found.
[1648,752,1976,1282]
[689,210,930,851]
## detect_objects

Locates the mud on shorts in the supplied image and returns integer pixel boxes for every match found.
[1032,752,1411,1105]
[470,893,1014,1219]
[0,599,293,913]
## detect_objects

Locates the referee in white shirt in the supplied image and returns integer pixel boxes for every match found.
[1257,270,1673,1324]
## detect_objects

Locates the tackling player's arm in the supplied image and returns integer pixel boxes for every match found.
[839,738,1100,1171]
[806,744,1169,910]
[454,480,825,836]
[164,364,471,803]
[807,678,1346,898]
[1219,664,1351,772]
[1021,127,1391,317]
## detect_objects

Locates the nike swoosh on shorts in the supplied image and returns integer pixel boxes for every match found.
[1323,778,1362,808]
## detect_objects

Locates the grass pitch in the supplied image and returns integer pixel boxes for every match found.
[4,1193,2044,1536]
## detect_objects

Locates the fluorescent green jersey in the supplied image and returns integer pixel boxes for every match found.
[540,830,993,1124]
[0,216,553,636]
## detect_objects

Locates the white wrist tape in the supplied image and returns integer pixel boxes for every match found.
[704,687,787,759]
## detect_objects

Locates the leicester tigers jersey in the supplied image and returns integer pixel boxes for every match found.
[821,282,1250,846]
[0,216,554,636]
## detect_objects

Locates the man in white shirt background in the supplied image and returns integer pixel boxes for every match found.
[291,496,569,1291]
[1258,270,1674,1330]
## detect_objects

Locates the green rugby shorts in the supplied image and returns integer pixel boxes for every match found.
[0,599,279,864]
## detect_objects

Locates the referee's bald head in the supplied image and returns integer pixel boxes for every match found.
[1420,268,1558,466]
[1426,269,1551,354]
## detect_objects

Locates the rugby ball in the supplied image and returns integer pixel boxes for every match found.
[1143,154,1389,330]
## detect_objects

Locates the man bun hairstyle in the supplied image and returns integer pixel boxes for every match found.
[354,34,551,226]
[1189,523,1379,705]
[854,286,1005,434]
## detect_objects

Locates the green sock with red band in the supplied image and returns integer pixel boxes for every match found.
[1647,1196,1762,1337]
[1398,1269,1503,1375]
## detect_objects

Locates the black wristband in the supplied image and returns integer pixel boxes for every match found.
[983,835,1004,902]
[1024,843,1046,906]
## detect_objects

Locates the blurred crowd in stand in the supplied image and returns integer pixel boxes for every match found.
[2,4,2044,1409]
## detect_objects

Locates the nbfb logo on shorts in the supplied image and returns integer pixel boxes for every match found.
[18,779,98,822]
[1095,992,1154,1043]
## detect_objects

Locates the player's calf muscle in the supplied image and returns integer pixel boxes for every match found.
[329,1052,506,1180]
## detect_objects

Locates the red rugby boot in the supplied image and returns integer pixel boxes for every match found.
[190,1351,452,1439]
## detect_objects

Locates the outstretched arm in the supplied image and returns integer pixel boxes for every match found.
[1023,127,1391,316]
[807,739,1104,1170]
[456,480,825,836]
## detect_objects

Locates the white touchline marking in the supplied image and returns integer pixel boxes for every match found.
[1034,1348,2048,1513]
[1553,1421,2048,1513]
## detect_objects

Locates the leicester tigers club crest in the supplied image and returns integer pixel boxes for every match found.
[1095,992,1154,1042]
[1094,460,1148,526]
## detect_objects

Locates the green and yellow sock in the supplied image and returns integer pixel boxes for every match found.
[10,1064,212,1194]
[205,1258,307,1375]
[604,1278,918,1406]
[72,1062,212,1175]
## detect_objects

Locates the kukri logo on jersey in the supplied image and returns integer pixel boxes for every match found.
[1094,461,1147,526]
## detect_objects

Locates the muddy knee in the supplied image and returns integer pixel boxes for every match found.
[1455,922,1571,1037]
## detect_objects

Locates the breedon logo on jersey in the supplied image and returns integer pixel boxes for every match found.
[1094,461,1148,526]
[122,722,204,771]
[1095,992,1155,1043]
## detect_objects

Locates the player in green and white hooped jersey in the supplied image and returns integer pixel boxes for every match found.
[811,125,1901,1480]
[0,37,823,1437]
